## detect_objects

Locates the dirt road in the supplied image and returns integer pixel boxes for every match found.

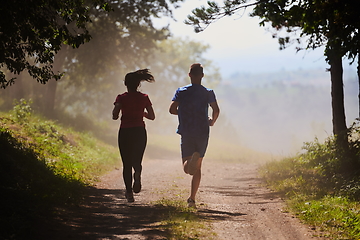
[40,158,321,240]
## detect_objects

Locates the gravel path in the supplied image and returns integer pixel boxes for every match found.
[38,158,322,240]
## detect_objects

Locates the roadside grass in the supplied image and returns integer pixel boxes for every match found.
[260,122,360,239]
[0,99,120,239]
[3,99,120,182]
[152,183,216,240]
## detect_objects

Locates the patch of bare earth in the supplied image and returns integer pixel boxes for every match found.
[38,158,323,240]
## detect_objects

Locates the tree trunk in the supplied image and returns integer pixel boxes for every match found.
[358,55,360,118]
[329,54,347,148]
[42,49,66,118]
[2,73,25,110]
[43,79,58,118]
[12,73,24,101]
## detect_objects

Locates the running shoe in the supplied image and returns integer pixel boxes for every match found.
[187,152,200,175]
[125,191,134,202]
[133,172,142,193]
[187,198,196,208]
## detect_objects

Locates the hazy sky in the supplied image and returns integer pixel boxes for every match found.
[162,0,355,78]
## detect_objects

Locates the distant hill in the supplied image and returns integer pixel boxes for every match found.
[216,68,358,155]
[222,67,357,88]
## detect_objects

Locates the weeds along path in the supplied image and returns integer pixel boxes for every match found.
[42,158,320,240]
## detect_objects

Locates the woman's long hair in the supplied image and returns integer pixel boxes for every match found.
[124,69,155,91]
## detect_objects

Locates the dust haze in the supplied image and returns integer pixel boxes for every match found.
[1,39,358,164]
[140,67,358,163]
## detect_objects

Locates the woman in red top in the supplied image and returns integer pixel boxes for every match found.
[112,69,155,202]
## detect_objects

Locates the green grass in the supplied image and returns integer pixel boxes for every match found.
[260,124,360,239]
[152,184,216,240]
[290,195,360,239]
[154,198,215,240]
[0,99,120,239]
[1,105,119,183]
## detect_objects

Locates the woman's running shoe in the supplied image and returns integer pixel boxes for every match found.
[125,191,134,202]
[133,172,142,193]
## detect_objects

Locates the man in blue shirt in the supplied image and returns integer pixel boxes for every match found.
[169,63,220,208]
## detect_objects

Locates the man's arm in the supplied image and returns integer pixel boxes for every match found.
[209,101,220,126]
[169,101,179,115]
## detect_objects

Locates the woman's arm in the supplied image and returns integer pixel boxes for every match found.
[112,102,121,120]
[169,101,179,115]
[144,105,155,120]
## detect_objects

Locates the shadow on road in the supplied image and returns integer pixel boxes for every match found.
[36,185,246,240]
[36,187,168,240]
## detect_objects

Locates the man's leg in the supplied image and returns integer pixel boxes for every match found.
[180,134,207,207]
[183,152,201,175]
[182,156,191,174]
[190,158,203,200]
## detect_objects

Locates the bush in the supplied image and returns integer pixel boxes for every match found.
[261,120,360,239]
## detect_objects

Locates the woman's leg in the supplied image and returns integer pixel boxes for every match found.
[132,127,147,174]
[118,128,133,193]
[119,127,147,194]
[132,127,147,193]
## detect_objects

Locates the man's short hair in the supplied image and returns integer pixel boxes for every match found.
[189,63,203,76]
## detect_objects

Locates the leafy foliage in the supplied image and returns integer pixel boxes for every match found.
[12,98,33,123]
[186,0,360,62]
[185,0,255,33]
[61,0,184,85]
[251,0,360,64]
[0,0,111,88]
[261,121,360,238]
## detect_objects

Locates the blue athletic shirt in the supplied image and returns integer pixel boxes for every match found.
[172,84,217,136]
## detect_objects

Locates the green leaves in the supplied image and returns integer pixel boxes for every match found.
[0,0,110,88]
[186,0,360,63]
[12,98,33,124]
[185,0,252,32]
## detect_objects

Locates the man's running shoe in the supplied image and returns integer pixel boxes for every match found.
[187,198,196,208]
[125,191,134,202]
[133,172,142,193]
[188,152,200,175]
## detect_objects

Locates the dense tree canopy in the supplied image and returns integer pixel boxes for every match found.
[62,0,183,87]
[1,0,185,116]
[0,0,111,88]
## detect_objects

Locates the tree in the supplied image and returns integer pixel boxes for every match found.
[1,0,184,116]
[185,0,359,143]
[62,0,183,86]
[0,0,111,88]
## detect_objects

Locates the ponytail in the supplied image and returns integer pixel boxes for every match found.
[125,69,155,91]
